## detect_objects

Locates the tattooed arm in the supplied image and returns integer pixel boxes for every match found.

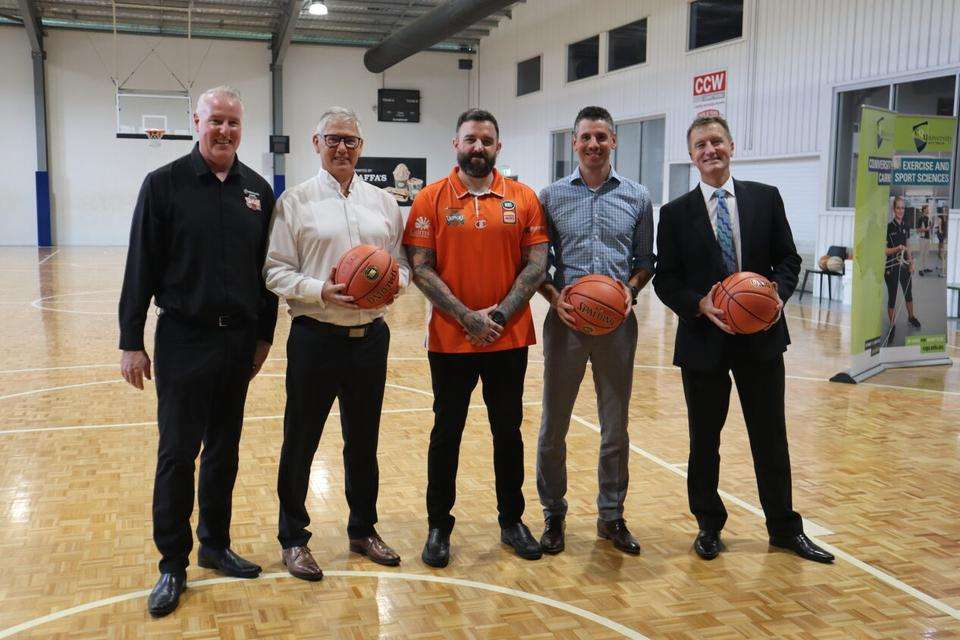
[496,242,549,320]
[405,244,502,342]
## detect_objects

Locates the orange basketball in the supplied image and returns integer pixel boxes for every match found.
[333,244,399,309]
[712,271,780,334]
[563,274,628,336]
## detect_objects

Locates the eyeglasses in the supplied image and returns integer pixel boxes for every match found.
[321,135,362,149]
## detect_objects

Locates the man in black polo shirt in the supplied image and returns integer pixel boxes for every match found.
[118,85,278,617]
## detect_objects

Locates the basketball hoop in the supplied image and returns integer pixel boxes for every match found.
[145,128,166,148]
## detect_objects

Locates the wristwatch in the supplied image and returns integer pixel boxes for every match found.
[489,310,506,326]
[628,284,640,305]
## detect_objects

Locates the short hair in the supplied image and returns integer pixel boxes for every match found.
[573,106,615,135]
[686,115,732,144]
[892,195,905,206]
[456,109,499,138]
[196,85,243,112]
[315,106,363,138]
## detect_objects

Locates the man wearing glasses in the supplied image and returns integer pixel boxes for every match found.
[264,107,410,580]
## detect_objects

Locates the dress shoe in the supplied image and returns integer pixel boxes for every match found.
[540,516,565,554]
[147,573,186,617]
[597,518,641,555]
[197,546,261,578]
[282,545,324,581]
[500,522,542,560]
[693,529,723,560]
[908,316,921,329]
[350,533,401,566]
[421,528,450,568]
[769,532,835,563]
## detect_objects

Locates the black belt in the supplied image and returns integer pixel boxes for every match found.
[160,309,247,329]
[293,315,382,338]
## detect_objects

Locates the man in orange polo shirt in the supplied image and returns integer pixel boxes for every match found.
[404,109,549,568]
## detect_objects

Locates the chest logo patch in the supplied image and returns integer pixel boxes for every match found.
[243,189,261,212]
[445,210,465,226]
[502,200,517,223]
[475,218,487,229]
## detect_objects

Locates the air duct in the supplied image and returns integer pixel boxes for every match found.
[363,0,514,73]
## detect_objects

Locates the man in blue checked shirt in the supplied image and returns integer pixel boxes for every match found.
[536,106,655,555]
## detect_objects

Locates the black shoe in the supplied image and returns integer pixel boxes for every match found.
[597,518,641,555]
[421,528,450,568]
[148,573,186,617]
[540,517,565,554]
[693,529,723,560]
[197,546,261,578]
[500,522,542,560]
[769,532,834,563]
[908,316,921,329]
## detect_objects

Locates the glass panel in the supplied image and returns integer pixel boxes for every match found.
[614,122,641,183]
[608,18,647,72]
[832,85,891,207]
[689,0,744,50]
[641,118,665,205]
[516,55,541,97]
[567,35,599,82]
[893,75,956,116]
[669,164,693,200]
[552,130,574,181]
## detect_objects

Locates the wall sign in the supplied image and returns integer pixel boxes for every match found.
[693,70,727,119]
[378,89,421,123]
[355,157,427,207]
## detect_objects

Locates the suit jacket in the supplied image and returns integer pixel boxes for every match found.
[653,180,800,371]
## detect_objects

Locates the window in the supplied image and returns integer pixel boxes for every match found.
[832,86,890,208]
[516,55,541,97]
[614,118,666,205]
[688,0,743,50]
[608,18,647,72]
[551,130,574,181]
[567,35,599,82]
[832,74,959,208]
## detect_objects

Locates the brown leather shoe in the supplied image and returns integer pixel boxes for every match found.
[597,518,641,555]
[281,546,323,581]
[350,534,401,566]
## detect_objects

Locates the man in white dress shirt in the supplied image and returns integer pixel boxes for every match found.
[264,107,410,580]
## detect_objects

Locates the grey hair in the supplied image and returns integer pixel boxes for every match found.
[196,85,243,111]
[314,107,363,137]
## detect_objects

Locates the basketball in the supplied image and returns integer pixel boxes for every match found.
[563,274,628,335]
[711,271,781,334]
[332,244,399,309]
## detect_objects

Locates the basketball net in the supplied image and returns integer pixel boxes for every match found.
[146,128,165,148]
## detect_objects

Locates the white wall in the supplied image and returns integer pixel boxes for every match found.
[282,44,473,191]
[44,30,272,245]
[476,0,960,264]
[0,26,39,245]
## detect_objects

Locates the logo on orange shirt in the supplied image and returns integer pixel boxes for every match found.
[445,209,465,226]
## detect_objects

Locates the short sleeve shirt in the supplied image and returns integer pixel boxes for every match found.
[403,167,549,353]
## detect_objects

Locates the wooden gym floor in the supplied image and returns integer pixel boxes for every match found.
[0,246,958,639]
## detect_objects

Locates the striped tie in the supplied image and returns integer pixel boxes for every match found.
[715,189,737,275]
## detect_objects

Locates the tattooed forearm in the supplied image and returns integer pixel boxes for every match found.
[405,245,471,323]
[497,243,548,320]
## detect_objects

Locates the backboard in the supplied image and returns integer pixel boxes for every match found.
[116,88,193,141]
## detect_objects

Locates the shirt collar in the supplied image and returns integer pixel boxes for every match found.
[699,175,736,201]
[568,165,622,186]
[190,142,241,177]
[449,166,505,199]
[317,167,358,196]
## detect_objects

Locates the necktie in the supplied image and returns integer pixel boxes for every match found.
[715,189,737,275]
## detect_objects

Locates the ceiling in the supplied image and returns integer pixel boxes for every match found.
[0,0,522,53]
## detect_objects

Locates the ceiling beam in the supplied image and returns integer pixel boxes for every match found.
[16,0,44,52]
[271,0,299,66]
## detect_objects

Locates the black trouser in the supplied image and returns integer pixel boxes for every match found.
[680,355,802,538]
[884,265,913,309]
[152,313,257,576]
[277,317,389,547]
[426,347,529,534]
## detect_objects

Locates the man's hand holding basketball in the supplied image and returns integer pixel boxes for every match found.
[121,349,152,390]
[698,283,734,334]
[322,267,359,309]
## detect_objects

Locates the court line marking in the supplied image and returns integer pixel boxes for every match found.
[0,379,123,402]
[30,289,119,315]
[569,411,960,622]
[0,570,648,640]
[37,249,59,265]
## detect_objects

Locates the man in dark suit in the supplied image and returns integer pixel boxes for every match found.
[653,116,833,563]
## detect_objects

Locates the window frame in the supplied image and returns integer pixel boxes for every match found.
[515,54,543,98]
[686,0,745,53]
[565,33,601,85]
[606,16,649,74]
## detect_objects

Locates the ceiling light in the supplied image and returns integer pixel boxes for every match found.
[308,1,328,16]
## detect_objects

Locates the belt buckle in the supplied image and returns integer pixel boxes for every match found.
[218,315,229,328]
[348,327,366,338]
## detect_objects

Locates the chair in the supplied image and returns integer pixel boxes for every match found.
[799,245,847,302]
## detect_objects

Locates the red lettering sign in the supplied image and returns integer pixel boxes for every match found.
[693,70,727,97]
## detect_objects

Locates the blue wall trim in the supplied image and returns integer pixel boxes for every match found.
[273,174,286,197]
[35,171,52,247]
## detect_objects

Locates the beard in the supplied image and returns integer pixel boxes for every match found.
[457,149,496,178]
